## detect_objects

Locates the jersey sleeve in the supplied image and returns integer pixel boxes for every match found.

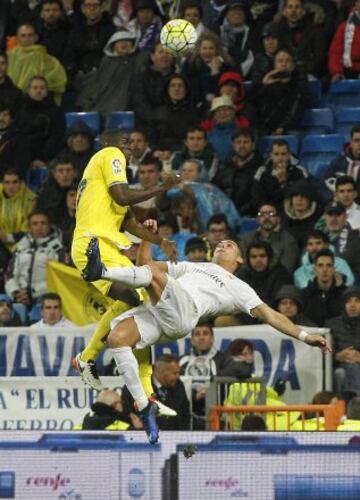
[101,147,128,187]
[234,278,264,316]
[166,261,194,279]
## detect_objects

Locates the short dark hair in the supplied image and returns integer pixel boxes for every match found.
[186,125,207,139]
[271,139,290,151]
[40,0,63,9]
[17,22,38,35]
[28,75,48,88]
[182,1,203,17]
[139,155,162,171]
[232,128,255,142]
[50,154,75,170]
[207,213,230,230]
[241,415,267,431]
[247,240,273,260]
[155,354,179,368]
[0,100,14,115]
[28,210,51,223]
[335,175,357,190]
[306,229,330,244]
[350,124,360,138]
[312,390,337,405]
[191,320,214,336]
[3,168,21,179]
[284,0,304,6]
[314,248,334,264]
[185,236,207,255]
[40,292,61,308]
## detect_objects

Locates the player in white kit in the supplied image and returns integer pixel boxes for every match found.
[83,235,331,444]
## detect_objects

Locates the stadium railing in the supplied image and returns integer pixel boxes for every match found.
[208,400,346,431]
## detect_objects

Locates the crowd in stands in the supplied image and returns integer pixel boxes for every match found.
[1,0,360,430]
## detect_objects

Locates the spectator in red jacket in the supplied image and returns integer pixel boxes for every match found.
[328,0,360,81]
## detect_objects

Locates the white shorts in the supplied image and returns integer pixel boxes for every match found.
[110,277,199,348]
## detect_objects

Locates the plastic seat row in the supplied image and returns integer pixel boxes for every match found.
[65,111,135,133]
[298,107,360,139]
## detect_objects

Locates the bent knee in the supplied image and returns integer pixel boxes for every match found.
[107,318,140,348]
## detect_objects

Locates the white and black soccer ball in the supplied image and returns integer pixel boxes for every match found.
[160,19,197,57]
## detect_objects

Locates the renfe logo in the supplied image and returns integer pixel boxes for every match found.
[205,477,239,490]
[26,473,70,491]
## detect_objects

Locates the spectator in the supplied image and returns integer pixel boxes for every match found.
[254,48,309,135]
[239,202,299,273]
[151,74,202,152]
[37,0,71,63]
[275,0,327,78]
[151,212,196,261]
[30,292,75,327]
[294,229,355,288]
[303,249,347,327]
[219,0,255,77]
[236,240,292,305]
[7,22,67,104]
[0,169,37,252]
[183,1,207,38]
[202,0,228,34]
[273,284,317,326]
[180,321,226,429]
[282,179,322,249]
[127,0,163,53]
[127,130,152,183]
[130,155,162,212]
[251,22,280,85]
[315,201,360,276]
[15,76,65,168]
[0,293,23,326]
[80,389,140,430]
[324,124,360,198]
[326,287,360,397]
[0,240,11,293]
[77,29,147,117]
[185,236,208,262]
[36,155,77,225]
[241,415,267,431]
[0,104,33,179]
[328,0,360,81]
[133,41,174,142]
[334,175,360,230]
[338,395,360,430]
[63,0,115,88]
[0,51,23,109]
[58,185,77,252]
[171,125,219,182]
[152,354,191,430]
[62,120,96,177]
[214,128,262,216]
[206,95,239,161]
[181,31,235,107]
[252,139,309,212]
[5,210,64,306]
[203,213,231,259]
[291,390,339,431]
[169,190,201,234]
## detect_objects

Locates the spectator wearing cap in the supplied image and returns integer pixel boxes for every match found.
[61,120,96,177]
[127,0,163,52]
[63,0,115,88]
[214,128,262,216]
[36,155,77,225]
[325,287,360,397]
[30,292,75,328]
[185,236,208,262]
[334,176,360,230]
[219,0,256,77]
[303,249,348,327]
[251,22,280,85]
[315,201,360,276]
[77,29,147,117]
[181,31,235,108]
[282,179,322,249]
[273,284,316,326]
[294,229,355,289]
[206,95,238,161]
[0,294,23,327]
[152,212,197,261]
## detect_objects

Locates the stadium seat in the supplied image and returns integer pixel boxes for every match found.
[258,135,299,157]
[28,303,41,324]
[239,218,259,235]
[305,161,330,179]
[12,303,28,325]
[335,107,360,141]
[325,80,360,112]
[25,166,48,192]
[300,133,344,171]
[307,79,322,107]
[65,112,101,133]
[298,108,334,136]
[106,111,135,131]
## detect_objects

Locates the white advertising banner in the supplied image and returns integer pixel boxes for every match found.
[1,325,331,404]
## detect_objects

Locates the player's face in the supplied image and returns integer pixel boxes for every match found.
[184,7,200,27]
[53,163,76,187]
[350,132,360,159]
[182,161,200,181]
[199,40,217,63]
[191,326,214,353]
[2,174,22,197]
[41,299,62,324]
[277,298,298,318]
[185,131,206,153]
[345,296,360,318]
[0,56,8,79]
[151,44,173,69]
[213,240,243,267]
[232,135,253,158]
[0,301,11,322]
[335,183,357,207]
[249,248,269,272]
[29,214,50,239]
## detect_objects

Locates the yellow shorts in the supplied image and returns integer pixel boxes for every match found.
[72,236,134,296]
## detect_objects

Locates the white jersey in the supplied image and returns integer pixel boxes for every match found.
[166,261,263,321]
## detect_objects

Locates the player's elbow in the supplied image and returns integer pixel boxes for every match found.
[251,303,276,324]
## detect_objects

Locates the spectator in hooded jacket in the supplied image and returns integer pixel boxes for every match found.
[61,120,96,177]
[328,0,360,81]
[127,0,163,53]
[77,29,147,117]
[272,284,316,326]
[251,22,280,85]
[182,1,207,38]
[0,293,23,326]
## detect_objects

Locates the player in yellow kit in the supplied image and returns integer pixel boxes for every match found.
[71,129,180,404]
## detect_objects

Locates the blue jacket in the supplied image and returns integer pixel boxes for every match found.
[208,121,237,161]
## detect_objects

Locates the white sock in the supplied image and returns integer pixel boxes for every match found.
[103,265,152,288]
[110,346,149,411]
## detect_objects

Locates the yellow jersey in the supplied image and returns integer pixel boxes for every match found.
[73,147,131,248]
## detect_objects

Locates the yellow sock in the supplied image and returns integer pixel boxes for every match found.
[134,347,153,397]
[81,301,130,362]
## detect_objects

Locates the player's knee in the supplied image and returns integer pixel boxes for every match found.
[108,326,126,348]
[107,319,137,348]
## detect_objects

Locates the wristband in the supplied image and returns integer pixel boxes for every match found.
[298,331,309,342]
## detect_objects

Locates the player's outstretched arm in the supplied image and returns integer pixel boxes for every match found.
[251,303,332,353]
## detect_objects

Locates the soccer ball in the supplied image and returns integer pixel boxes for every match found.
[160,19,197,57]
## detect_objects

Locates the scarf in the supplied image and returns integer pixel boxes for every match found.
[343,11,360,68]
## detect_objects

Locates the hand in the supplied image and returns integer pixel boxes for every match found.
[274,161,288,183]
[14,288,31,305]
[209,56,222,75]
[161,172,182,191]
[143,219,158,233]
[30,160,46,169]
[305,334,332,353]
[195,387,207,400]
[160,239,178,262]
[331,73,344,82]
